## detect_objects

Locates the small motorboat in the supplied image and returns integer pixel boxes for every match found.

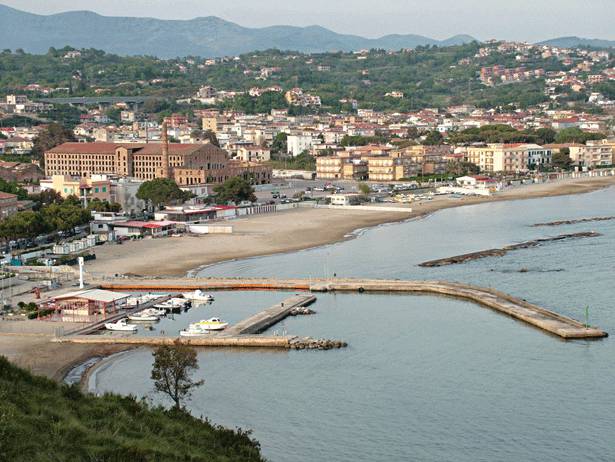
[170,297,192,308]
[155,298,189,313]
[179,324,210,337]
[182,290,214,303]
[193,317,228,331]
[104,319,137,332]
[126,293,162,307]
[128,311,159,322]
[140,307,166,317]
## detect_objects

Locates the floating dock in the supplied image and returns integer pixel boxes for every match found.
[95,277,608,339]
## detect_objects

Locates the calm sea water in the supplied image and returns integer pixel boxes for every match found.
[91,188,615,462]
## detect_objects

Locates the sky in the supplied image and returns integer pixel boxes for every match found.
[3,0,614,42]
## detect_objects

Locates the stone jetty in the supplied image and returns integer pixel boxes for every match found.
[532,216,615,227]
[418,232,601,267]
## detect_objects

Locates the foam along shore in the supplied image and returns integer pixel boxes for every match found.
[85,175,615,278]
[418,231,601,267]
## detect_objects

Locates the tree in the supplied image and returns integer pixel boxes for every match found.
[31,123,76,158]
[271,132,288,155]
[0,211,49,240]
[0,179,28,200]
[29,189,64,211]
[203,129,220,147]
[358,182,370,195]
[137,178,190,210]
[554,128,605,144]
[40,202,90,232]
[422,130,443,145]
[552,149,573,170]
[151,342,204,410]
[213,177,256,204]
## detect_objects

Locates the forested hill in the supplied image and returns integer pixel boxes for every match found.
[0,44,564,111]
[0,356,265,461]
[0,4,475,58]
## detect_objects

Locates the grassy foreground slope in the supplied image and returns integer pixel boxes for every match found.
[0,356,265,462]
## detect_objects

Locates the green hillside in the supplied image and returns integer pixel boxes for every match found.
[0,356,264,462]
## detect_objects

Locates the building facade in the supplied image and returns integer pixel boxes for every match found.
[45,141,271,186]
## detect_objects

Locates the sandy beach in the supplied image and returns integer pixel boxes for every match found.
[0,320,132,381]
[87,175,615,277]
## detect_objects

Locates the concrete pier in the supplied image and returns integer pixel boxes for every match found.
[95,277,608,339]
[224,295,316,336]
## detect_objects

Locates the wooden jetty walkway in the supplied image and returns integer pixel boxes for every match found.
[95,277,608,340]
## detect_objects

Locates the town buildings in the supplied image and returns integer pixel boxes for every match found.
[44,134,272,187]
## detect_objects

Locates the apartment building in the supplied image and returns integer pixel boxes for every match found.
[364,156,419,181]
[568,142,613,168]
[465,144,551,173]
[40,174,112,201]
[236,145,271,162]
[316,156,368,180]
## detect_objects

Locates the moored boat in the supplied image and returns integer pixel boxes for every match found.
[128,311,159,322]
[193,317,228,331]
[182,290,214,303]
[179,324,211,337]
[104,319,137,332]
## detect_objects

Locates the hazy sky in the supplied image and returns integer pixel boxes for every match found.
[3,0,614,42]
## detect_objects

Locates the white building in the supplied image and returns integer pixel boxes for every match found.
[287,135,314,157]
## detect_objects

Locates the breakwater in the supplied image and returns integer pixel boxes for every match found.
[533,216,615,227]
[94,277,608,339]
[418,232,601,267]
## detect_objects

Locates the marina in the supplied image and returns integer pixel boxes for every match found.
[94,277,607,339]
[56,293,345,349]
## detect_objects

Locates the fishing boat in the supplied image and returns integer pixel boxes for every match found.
[181,290,214,303]
[104,319,137,332]
[193,317,228,331]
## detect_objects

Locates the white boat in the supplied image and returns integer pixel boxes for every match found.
[104,319,137,332]
[141,307,167,317]
[126,293,163,307]
[170,297,192,307]
[182,290,214,302]
[179,324,210,337]
[128,311,159,322]
[154,298,189,312]
[193,317,228,331]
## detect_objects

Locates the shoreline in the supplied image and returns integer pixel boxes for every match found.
[3,175,615,384]
[88,175,615,278]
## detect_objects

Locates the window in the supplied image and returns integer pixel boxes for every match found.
[102,187,107,192]
[94,187,99,193]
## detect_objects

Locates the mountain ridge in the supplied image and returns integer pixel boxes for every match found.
[0,4,477,57]
[538,36,615,49]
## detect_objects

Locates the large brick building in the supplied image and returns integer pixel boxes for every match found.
[44,136,271,186]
